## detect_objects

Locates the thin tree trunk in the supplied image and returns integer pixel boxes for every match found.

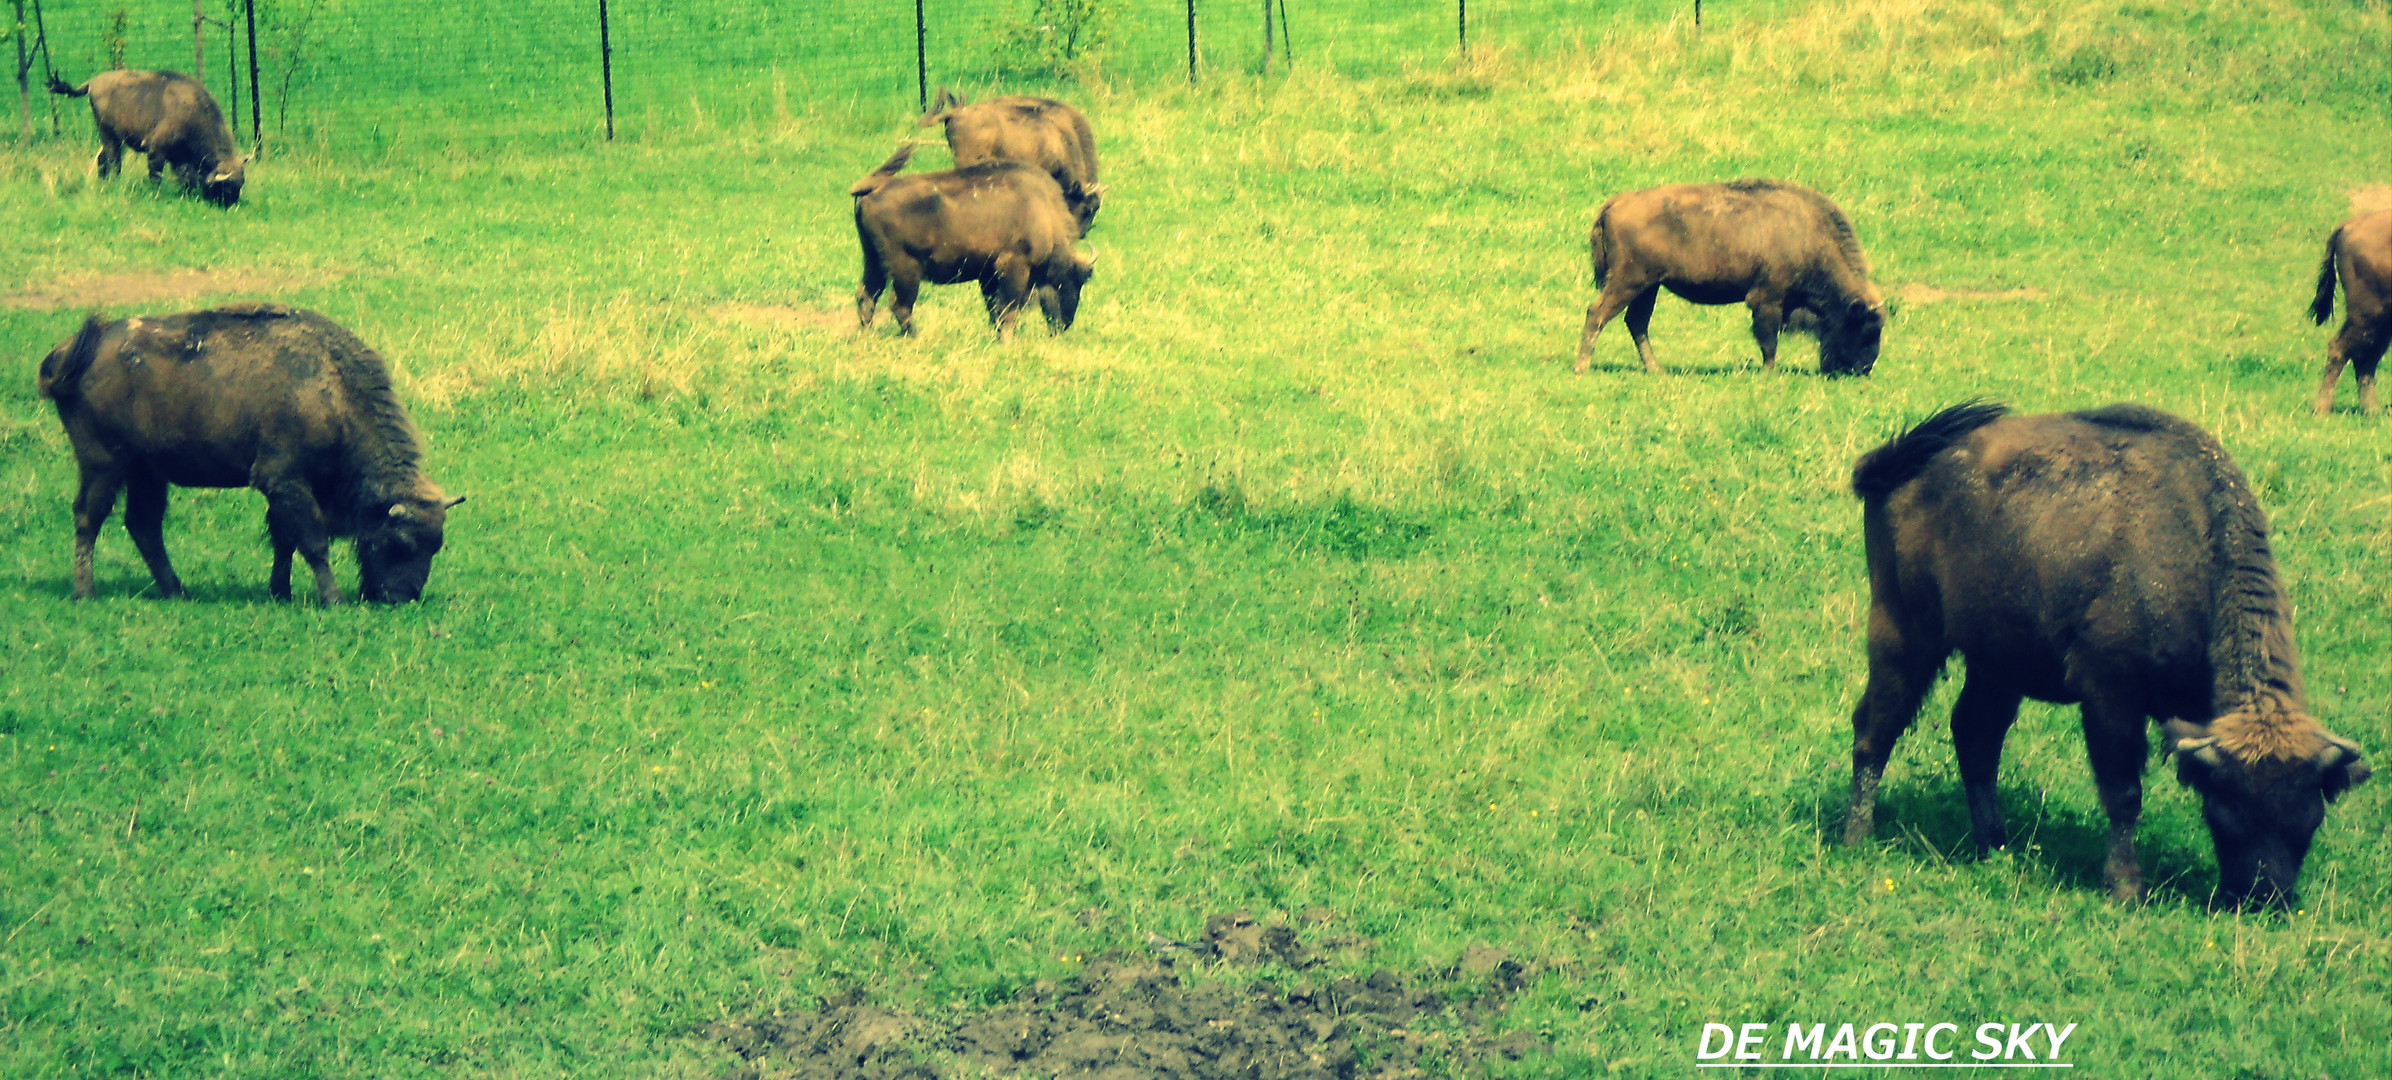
[14,0,34,141]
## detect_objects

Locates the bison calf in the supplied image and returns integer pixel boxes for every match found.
[38,305,463,604]
[919,87,1104,235]
[850,145,1097,343]
[1841,402,2369,906]
[1575,179,1884,376]
[2309,209,2389,415]
[49,69,246,206]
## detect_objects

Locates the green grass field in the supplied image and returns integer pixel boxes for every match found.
[1,0,2387,1075]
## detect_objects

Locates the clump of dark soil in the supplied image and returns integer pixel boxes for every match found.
[710,912,1542,1080]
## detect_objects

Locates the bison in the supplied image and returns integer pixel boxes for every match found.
[49,69,246,206]
[37,304,463,605]
[2309,209,2389,416]
[1573,180,1884,376]
[850,144,1098,343]
[918,88,1103,234]
[1840,402,2370,907]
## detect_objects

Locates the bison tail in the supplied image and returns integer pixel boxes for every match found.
[848,143,919,198]
[37,313,108,403]
[2310,225,2342,325]
[916,86,963,127]
[1589,204,1612,288]
[46,74,87,98]
[1850,400,2009,501]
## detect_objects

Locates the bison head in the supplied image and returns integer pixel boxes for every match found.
[1067,182,1106,234]
[2166,717,2371,908]
[1041,246,1100,332]
[203,157,246,207]
[356,494,465,604]
[1820,300,1885,376]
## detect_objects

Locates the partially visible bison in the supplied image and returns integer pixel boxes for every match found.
[850,145,1098,342]
[918,88,1103,234]
[2309,209,2389,416]
[1840,401,2370,907]
[38,304,463,605]
[1574,180,1884,376]
[49,69,246,206]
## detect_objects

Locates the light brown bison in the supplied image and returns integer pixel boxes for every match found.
[49,69,246,206]
[918,87,1103,234]
[37,305,463,605]
[2309,209,2389,416]
[1841,402,2369,907]
[1574,180,1884,376]
[850,145,1098,342]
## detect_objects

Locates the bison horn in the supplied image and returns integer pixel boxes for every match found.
[442,495,468,510]
[388,503,411,519]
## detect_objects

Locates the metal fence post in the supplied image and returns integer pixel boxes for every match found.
[597,0,614,139]
[1458,0,1466,58]
[243,0,259,151]
[914,0,926,114]
[1186,0,1197,82]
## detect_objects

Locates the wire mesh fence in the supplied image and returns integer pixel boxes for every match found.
[11,0,1726,154]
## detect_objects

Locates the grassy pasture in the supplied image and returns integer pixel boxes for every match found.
[1,0,2388,1076]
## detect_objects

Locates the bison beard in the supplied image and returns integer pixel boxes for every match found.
[1840,402,2369,907]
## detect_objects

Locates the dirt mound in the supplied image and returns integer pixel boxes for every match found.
[711,302,852,332]
[2,268,331,311]
[710,912,1541,1080]
[1893,282,2047,305]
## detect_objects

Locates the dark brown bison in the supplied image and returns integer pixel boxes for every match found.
[37,305,463,605]
[2309,209,2389,416]
[1573,180,1884,376]
[1840,402,2369,907]
[849,145,1098,343]
[49,69,246,206]
[918,88,1103,234]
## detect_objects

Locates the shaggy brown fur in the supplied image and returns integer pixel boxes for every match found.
[1574,179,1884,376]
[38,304,461,604]
[2309,209,2389,415]
[851,147,1097,342]
[49,69,246,206]
[918,88,1103,234]
[1840,402,2369,907]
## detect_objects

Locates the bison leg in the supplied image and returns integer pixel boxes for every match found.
[95,131,125,179]
[987,257,1033,344]
[2350,324,2386,415]
[260,481,342,605]
[122,475,186,600]
[1622,288,1662,375]
[146,153,165,183]
[1842,606,1940,846]
[2078,696,2150,902]
[2313,346,2348,416]
[889,277,922,337]
[1747,297,1784,371]
[1950,679,2023,853]
[70,469,126,600]
[1573,282,1645,375]
[856,250,889,331]
[270,540,297,602]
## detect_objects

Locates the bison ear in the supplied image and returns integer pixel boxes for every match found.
[2318,734,2371,803]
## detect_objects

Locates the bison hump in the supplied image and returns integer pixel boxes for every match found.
[212,301,296,319]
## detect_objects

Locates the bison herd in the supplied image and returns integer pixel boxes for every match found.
[24,72,2385,908]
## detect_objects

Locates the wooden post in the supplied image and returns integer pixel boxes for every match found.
[913,0,926,114]
[597,0,614,139]
[243,0,260,151]
[192,0,204,87]
[1695,0,1702,27]
[1186,0,1197,82]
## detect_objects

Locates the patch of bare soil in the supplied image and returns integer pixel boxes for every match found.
[2350,184,2390,216]
[711,302,852,333]
[2,268,332,311]
[1893,282,2047,305]
[710,912,1544,1080]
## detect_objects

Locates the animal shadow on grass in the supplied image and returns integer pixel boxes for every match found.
[1817,777,2221,907]
[25,571,343,607]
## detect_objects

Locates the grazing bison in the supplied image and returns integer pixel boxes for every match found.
[48,69,246,206]
[850,145,1098,342]
[2309,209,2389,416]
[1573,179,1884,376]
[918,87,1104,234]
[1840,402,2369,907]
[37,305,463,605]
